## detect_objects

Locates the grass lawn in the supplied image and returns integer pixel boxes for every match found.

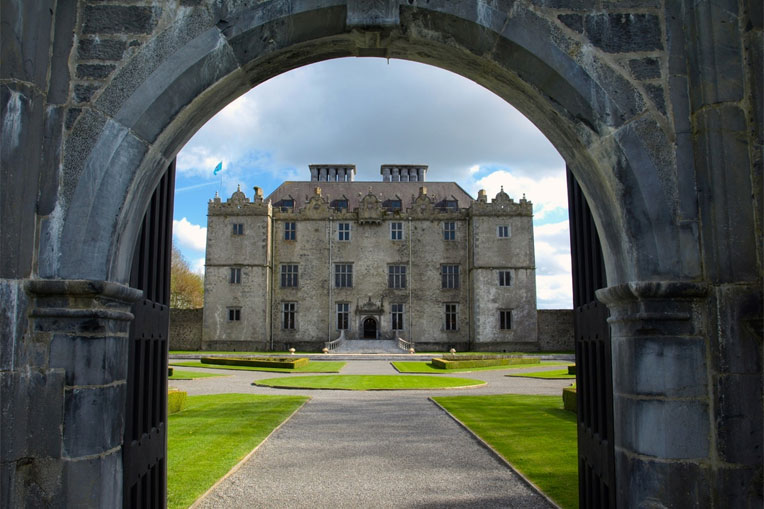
[170,360,346,373]
[167,393,308,509]
[168,369,227,380]
[254,374,485,390]
[433,394,578,508]
[506,368,575,380]
[392,361,569,374]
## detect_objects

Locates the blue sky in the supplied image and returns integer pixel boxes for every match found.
[173,57,572,308]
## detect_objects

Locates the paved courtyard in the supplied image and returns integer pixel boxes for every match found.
[171,360,571,508]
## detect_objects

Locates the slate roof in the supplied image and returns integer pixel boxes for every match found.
[266,181,475,210]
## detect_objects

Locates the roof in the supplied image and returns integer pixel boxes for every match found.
[266,181,474,210]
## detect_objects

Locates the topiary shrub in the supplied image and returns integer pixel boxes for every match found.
[168,389,187,414]
[168,367,174,377]
[562,386,577,413]
[567,365,576,375]
[200,356,309,369]
[431,356,540,369]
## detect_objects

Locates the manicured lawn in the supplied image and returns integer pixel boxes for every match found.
[433,394,578,508]
[167,394,308,509]
[392,361,569,374]
[254,374,485,390]
[168,369,227,380]
[506,368,575,379]
[170,360,346,373]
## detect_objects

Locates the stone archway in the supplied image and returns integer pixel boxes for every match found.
[2,1,760,507]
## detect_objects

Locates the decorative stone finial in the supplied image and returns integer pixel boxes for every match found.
[315,186,322,196]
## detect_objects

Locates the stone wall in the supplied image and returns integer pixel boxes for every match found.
[537,309,574,352]
[169,308,202,351]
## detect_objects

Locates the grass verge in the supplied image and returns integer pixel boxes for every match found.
[169,369,227,380]
[167,393,308,509]
[254,374,485,390]
[432,394,577,508]
[505,368,575,379]
[170,360,345,373]
[392,361,569,374]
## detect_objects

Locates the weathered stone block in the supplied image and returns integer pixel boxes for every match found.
[78,38,127,61]
[82,5,160,35]
[0,84,44,279]
[584,14,662,53]
[0,279,28,370]
[0,0,54,88]
[62,451,121,508]
[1,457,65,509]
[47,0,76,104]
[715,373,763,465]
[645,83,666,115]
[76,63,116,80]
[613,335,707,398]
[73,84,99,104]
[714,466,763,508]
[628,58,661,80]
[557,14,582,33]
[614,396,709,459]
[615,454,711,508]
[50,335,128,387]
[63,384,125,458]
[1,370,65,461]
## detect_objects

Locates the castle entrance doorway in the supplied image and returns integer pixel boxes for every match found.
[363,318,378,339]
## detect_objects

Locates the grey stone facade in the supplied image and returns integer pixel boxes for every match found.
[537,309,574,352]
[1,1,761,507]
[202,167,538,352]
[169,308,203,351]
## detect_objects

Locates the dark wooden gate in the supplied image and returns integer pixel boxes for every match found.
[123,160,176,508]
[567,167,616,508]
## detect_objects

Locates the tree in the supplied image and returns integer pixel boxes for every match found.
[170,246,204,308]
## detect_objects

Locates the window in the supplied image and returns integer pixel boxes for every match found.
[390,222,403,240]
[500,310,512,330]
[227,308,241,321]
[338,222,351,241]
[392,303,404,330]
[284,222,296,240]
[498,270,512,287]
[441,264,460,289]
[444,199,458,211]
[445,304,458,331]
[333,199,348,211]
[336,303,349,330]
[281,264,298,287]
[386,199,402,212]
[280,199,294,212]
[232,223,244,235]
[497,225,511,238]
[230,267,241,284]
[443,222,455,241]
[335,264,353,288]
[388,265,407,289]
[282,302,296,329]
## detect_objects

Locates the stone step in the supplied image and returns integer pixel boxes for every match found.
[333,339,402,354]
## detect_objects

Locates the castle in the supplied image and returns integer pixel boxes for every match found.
[202,164,538,352]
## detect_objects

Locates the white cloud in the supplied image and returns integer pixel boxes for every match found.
[173,218,207,252]
[471,169,568,220]
[532,220,572,309]
[191,257,206,275]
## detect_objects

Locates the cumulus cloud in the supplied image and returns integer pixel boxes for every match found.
[191,257,206,275]
[533,220,572,309]
[471,169,568,220]
[177,58,564,186]
[173,218,207,252]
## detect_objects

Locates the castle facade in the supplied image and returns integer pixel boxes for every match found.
[202,165,538,352]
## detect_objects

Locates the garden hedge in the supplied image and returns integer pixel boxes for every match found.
[168,389,188,414]
[562,386,577,413]
[431,356,540,369]
[200,356,309,369]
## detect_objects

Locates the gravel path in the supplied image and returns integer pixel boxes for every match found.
[174,360,569,508]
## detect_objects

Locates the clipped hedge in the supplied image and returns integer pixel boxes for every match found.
[567,365,576,375]
[562,386,577,413]
[431,356,540,369]
[200,356,309,369]
[168,389,188,414]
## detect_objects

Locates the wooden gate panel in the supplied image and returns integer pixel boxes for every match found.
[123,161,175,508]
[567,168,615,509]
